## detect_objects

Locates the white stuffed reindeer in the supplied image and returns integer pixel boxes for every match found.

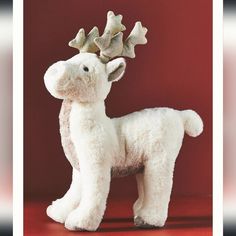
[44,11,203,231]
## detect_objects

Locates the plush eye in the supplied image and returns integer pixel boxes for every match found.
[83,66,89,72]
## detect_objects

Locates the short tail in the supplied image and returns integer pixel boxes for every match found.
[180,110,203,137]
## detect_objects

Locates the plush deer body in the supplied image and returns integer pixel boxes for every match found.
[44,11,203,231]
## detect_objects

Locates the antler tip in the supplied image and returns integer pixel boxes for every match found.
[121,24,126,31]
[68,40,73,47]
[68,39,77,48]
[88,26,99,36]
[93,26,99,31]
[107,11,115,18]
[117,14,123,21]
[135,21,148,31]
[77,28,85,35]
[79,28,85,32]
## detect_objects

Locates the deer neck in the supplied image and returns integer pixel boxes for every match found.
[69,100,109,136]
[59,99,107,170]
[71,100,107,121]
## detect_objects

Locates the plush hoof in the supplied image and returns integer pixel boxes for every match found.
[46,199,75,224]
[134,216,156,228]
[64,209,99,231]
[47,205,67,224]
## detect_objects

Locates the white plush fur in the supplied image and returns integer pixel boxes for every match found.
[44,52,203,231]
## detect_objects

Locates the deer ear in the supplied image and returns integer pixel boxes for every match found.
[106,58,126,82]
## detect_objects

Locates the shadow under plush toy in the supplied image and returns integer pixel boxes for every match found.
[44,11,203,231]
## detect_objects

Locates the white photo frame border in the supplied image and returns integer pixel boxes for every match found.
[13,0,223,235]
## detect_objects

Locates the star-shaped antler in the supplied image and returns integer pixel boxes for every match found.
[68,11,148,62]
[121,21,148,58]
[68,26,99,53]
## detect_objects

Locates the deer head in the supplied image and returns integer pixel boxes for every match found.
[44,11,147,102]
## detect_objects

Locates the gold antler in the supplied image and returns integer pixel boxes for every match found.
[121,21,148,58]
[68,11,148,62]
[94,11,126,61]
[68,26,99,53]
[94,11,147,62]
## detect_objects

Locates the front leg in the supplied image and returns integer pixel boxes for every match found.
[46,168,81,223]
[65,159,111,231]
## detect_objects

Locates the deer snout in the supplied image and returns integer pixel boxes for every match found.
[45,61,68,80]
[44,61,70,98]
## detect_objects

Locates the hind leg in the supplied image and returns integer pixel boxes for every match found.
[47,168,81,223]
[133,173,144,216]
[134,156,175,228]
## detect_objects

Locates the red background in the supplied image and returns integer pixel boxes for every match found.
[24,0,212,201]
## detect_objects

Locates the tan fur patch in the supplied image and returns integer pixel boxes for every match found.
[111,165,144,178]
[59,99,80,170]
